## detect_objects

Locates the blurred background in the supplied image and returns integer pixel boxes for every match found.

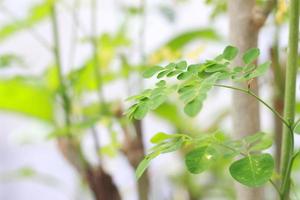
[0,0,299,200]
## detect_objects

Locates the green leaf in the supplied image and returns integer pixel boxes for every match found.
[156,80,166,87]
[183,73,220,117]
[149,95,166,109]
[243,48,260,64]
[0,77,54,121]
[249,136,273,152]
[184,95,204,117]
[223,46,238,60]
[205,64,227,73]
[243,132,265,144]
[136,152,160,179]
[165,28,221,50]
[246,61,271,79]
[157,70,171,79]
[143,66,164,78]
[229,154,274,187]
[177,72,192,80]
[185,146,219,174]
[0,2,52,41]
[187,64,201,72]
[133,102,150,120]
[150,132,188,144]
[167,70,182,77]
[176,61,187,70]
[150,132,174,143]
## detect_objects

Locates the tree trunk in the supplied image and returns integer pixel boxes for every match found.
[228,0,264,199]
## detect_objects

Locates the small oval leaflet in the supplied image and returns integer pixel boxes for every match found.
[242,48,260,64]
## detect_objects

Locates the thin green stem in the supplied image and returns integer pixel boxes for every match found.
[90,0,105,162]
[50,1,89,173]
[214,84,289,127]
[91,0,106,104]
[292,118,300,131]
[280,0,299,198]
[270,179,281,197]
[50,3,71,128]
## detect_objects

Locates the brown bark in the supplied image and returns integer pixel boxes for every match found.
[122,121,150,200]
[57,138,121,200]
[85,166,121,200]
[228,0,274,199]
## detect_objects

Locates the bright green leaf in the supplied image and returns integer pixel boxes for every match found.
[176,61,187,70]
[133,102,149,120]
[143,66,164,78]
[177,72,192,80]
[184,95,203,117]
[0,77,54,121]
[243,48,260,64]
[246,61,271,79]
[185,146,219,174]
[223,46,238,60]
[229,154,274,187]
[136,152,160,179]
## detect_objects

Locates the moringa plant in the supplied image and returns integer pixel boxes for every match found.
[126,0,300,195]
[126,45,276,187]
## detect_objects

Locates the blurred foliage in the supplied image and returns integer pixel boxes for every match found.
[0,1,53,41]
[0,77,54,121]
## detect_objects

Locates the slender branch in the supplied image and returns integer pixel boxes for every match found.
[214,84,289,127]
[292,118,300,131]
[91,0,105,104]
[253,0,277,28]
[0,4,52,51]
[68,0,80,71]
[90,0,106,162]
[60,0,89,36]
[50,3,71,128]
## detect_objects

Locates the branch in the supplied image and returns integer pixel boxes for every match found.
[253,0,277,29]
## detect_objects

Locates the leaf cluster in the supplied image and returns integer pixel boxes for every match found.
[137,131,274,188]
[127,46,271,120]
